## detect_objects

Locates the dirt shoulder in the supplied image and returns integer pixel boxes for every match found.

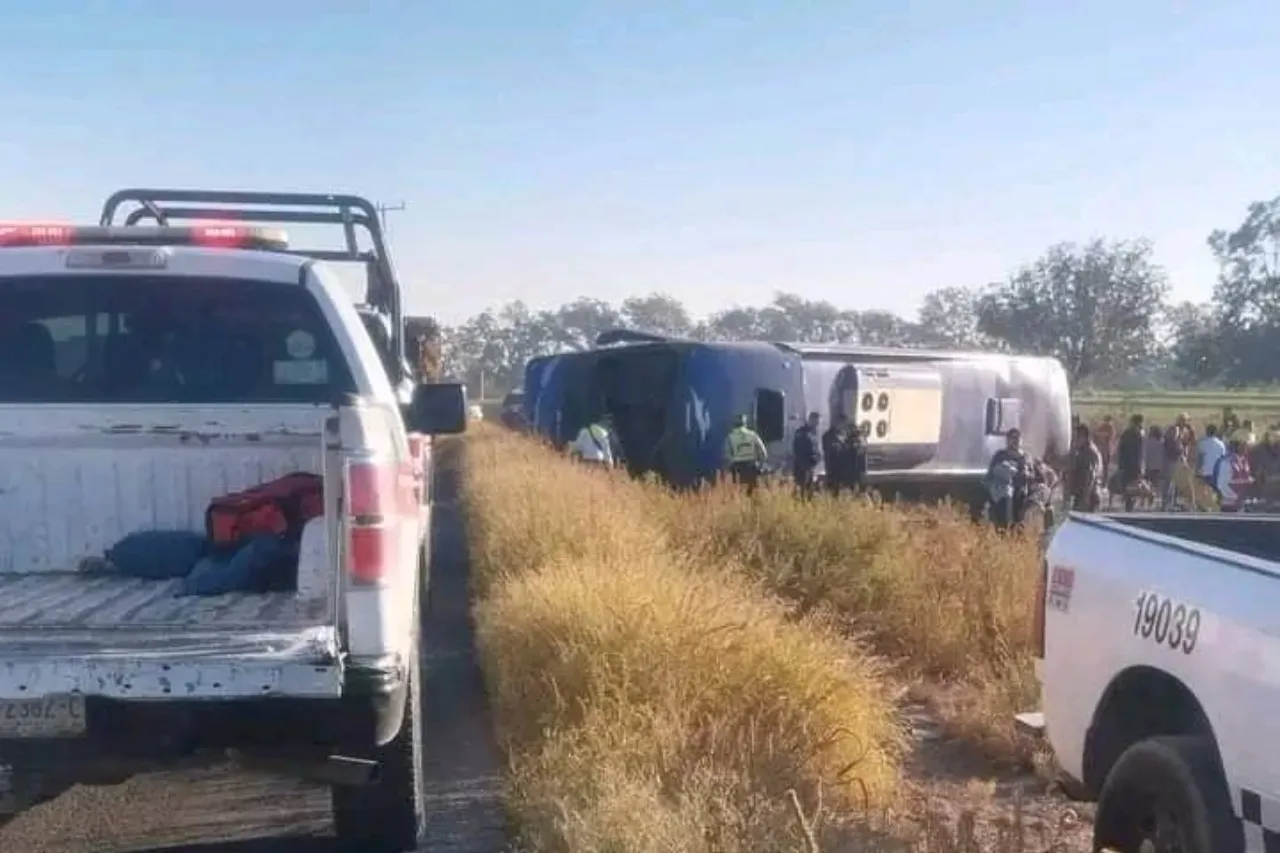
[889,695,1093,852]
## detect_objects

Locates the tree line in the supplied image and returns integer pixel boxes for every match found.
[408,194,1280,397]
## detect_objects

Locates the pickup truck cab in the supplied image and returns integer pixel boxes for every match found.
[1022,512,1280,853]
[0,216,466,852]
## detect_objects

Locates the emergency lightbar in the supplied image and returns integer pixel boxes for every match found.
[0,223,291,251]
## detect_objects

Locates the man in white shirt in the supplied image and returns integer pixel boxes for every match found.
[570,413,618,468]
[1196,423,1226,488]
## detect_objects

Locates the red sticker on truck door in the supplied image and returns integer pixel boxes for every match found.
[1048,565,1075,613]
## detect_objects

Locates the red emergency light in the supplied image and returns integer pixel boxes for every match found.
[0,224,76,246]
[0,222,290,251]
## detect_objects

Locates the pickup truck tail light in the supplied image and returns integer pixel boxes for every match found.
[344,457,399,586]
[406,434,427,504]
[1033,557,1048,658]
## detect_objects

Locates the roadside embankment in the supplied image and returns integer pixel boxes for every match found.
[458,427,903,852]
[455,427,1093,851]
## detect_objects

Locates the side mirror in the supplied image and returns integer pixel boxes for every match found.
[403,382,468,435]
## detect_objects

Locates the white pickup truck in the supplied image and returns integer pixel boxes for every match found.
[1020,512,1280,853]
[0,211,467,852]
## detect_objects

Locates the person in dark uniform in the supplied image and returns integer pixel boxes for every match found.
[841,420,869,492]
[792,411,821,499]
[821,416,844,495]
[822,415,867,496]
[822,415,850,496]
[1115,414,1146,512]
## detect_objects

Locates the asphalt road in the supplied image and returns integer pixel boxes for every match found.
[0,467,509,853]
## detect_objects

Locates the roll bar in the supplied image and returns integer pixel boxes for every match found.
[99,188,406,380]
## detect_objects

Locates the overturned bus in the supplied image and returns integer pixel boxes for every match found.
[523,330,1072,502]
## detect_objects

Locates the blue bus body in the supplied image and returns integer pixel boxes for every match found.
[523,335,1071,497]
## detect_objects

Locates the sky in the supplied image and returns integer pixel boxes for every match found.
[1,1,1279,325]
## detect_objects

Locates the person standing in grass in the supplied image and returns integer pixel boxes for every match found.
[1214,437,1255,513]
[1066,422,1103,512]
[1162,423,1189,509]
[791,411,822,500]
[1222,408,1240,436]
[985,428,1042,529]
[1233,419,1257,448]
[1144,425,1165,509]
[821,415,846,496]
[1175,414,1197,463]
[1115,414,1146,512]
[822,415,867,496]
[1248,431,1280,505]
[839,420,869,493]
[723,413,768,494]
[1196,424,1227,492]
[569,412,619,469]
[1093,415,1116,481]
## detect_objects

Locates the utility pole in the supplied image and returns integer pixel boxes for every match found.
[375,200,407,231]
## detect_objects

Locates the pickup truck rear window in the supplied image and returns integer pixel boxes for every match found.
[0,274,356,404]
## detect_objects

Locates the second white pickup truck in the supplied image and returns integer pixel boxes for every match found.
[0,205,466,852]
[1021,512,1280,853]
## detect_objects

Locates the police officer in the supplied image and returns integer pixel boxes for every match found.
[723,414,768,494]
[792,411,822,499]
[822,415,866,496]
[821,415,847,496]
[839,419,869,493]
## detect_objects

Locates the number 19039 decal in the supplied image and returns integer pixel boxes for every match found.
[1133,591,1201,654]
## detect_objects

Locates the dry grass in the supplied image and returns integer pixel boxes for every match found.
[458,427,905,853]
[648,485,1044,765]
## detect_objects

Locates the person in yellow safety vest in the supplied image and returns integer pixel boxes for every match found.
[570,413,617,468]
[723,413,768,493]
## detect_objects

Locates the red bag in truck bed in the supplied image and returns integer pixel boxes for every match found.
[206,472,324,549]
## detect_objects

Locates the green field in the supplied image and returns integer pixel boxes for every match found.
[1072,390,1280,429]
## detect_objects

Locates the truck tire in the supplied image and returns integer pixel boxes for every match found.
[1092,735,1242,853]
[331,642,426,852]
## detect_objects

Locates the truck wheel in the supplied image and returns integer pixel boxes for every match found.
[1093,735,1242,853]
[331,644,426,852]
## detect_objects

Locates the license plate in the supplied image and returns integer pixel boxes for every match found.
[0,695,86,738]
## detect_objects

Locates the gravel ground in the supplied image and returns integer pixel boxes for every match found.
[0,465,508,853]
[893,699,1093,852]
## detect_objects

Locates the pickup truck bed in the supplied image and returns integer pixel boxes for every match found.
[0,574,325,628]
[1098,513,1280,565]
[0,406,340,679]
